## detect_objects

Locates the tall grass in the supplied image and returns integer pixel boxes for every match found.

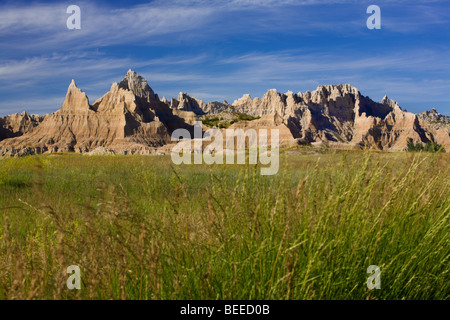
[0,150,448,299]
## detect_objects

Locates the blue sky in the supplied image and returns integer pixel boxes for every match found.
[0,0,449,116]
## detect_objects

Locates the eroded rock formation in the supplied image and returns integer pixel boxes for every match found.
[0,70,190,156]
[229,85,449,151]
[0,111,43,141]
[0,72,448,156]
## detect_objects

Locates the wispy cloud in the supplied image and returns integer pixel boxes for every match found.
[218,49,450,75]
[0,2,215,50]
[1,0,447,53]
[0,52,133,83]
[0,96,65,116]
[0,46,448,112]
[0,0,448,115]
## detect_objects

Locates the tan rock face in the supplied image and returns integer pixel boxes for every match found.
[60,80,91,113]
[228,113,297,148]
[167,92,230,115]
[171,92,206,114]
[417,109,450,151]
[0,72,448,155]
[0,71,176,156]
[119,69,159,104]
[0,111,43,141]
[231,85,449,151]
[418,108,450,128]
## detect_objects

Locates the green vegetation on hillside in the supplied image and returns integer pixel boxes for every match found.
[407,140,446,153]
[202,112,260,128]
[235,113,260,121]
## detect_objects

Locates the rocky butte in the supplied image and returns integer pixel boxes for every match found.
[0,70,448,156]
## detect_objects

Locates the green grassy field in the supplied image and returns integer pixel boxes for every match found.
[0,149,448,300]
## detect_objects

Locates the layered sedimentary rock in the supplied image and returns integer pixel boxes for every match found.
[0,111,43,141]
[416,108,450,150]
[0,72,448,155]
[170,92,206,114]
[168,92,230,115]
[228,113,296,148]
[0,71,184,156]
[201,101,230,115]
[418,108,450,128]
[230,85,449,151]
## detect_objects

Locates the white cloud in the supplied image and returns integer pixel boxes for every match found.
[0,1,448,115]
[1,0,447,52]
[0,2,216,50]
[0,53,133,82]
[1,47,448,104]
[0,4,66,32]
[0,97,65,116]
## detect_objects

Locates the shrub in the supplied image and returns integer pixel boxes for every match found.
[407,139,445,153]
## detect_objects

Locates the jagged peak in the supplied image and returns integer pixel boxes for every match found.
[315,84,359,96]
[171,92,205,114]
[381,95,402,111]
[65,79,84,95]
[69,79,77,88]
[232,84,363,108]
[177,92,203,103]
[65,80,87,97]
[120,70,147,87]
[60,79,90,112]
[232,93,253,106]
[418,108,450,125]
[2,77,449,154]
[110,82,119,91]
[261,89,283,101]
[177,92,192,102]
[118,70,157,103]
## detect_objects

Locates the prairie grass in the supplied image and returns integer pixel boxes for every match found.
[0,149,448,299]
